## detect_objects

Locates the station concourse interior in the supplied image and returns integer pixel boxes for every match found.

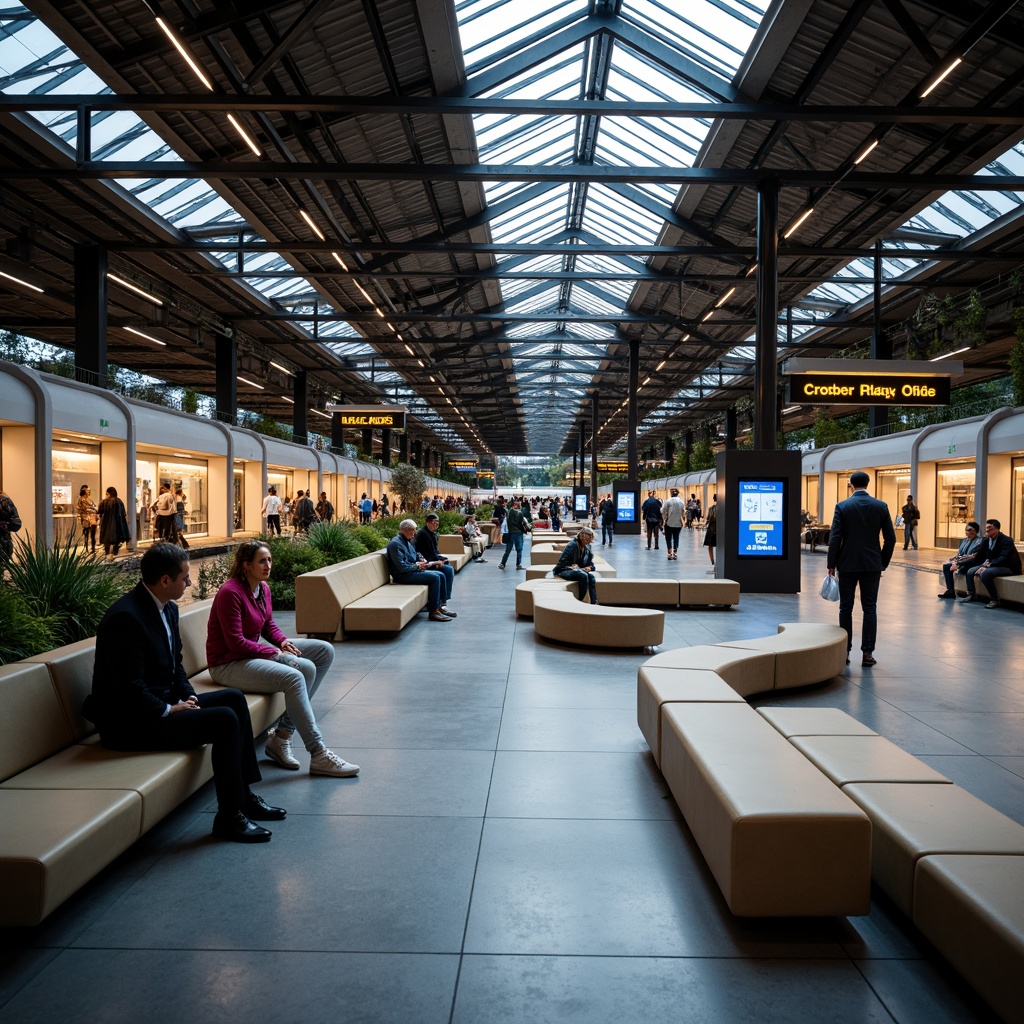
[2,533,1022,1022]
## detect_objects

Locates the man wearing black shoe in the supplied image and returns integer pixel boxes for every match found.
[87,543,285,843]
[827,471,896,667]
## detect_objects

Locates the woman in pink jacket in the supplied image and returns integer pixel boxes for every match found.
[207,541,359,778]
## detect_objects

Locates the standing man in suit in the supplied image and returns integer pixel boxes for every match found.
[827,471,897,667]
[88,543,286,843]
[958,518,1022,608]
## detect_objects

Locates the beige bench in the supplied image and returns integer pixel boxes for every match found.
[952,571,1024,603]
[525,560,616,580]
[757,705,1024,1020]
[533,589,664,648]
[295,550,429,639]
[0,601,285,927]
[437,533,473,570]
[636,622,870,917]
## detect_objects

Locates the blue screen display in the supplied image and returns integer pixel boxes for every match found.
[737,479,786,558]
[574,493,589,513]
[616,491,636,522]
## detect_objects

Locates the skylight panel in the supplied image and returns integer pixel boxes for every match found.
[456,0,588,72]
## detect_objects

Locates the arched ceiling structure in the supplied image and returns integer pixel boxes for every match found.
[1,0,1023,459]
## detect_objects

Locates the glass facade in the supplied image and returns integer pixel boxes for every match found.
[51,441,101,546]
[874,467,911,527]
[136,454,208,542]
[935,462,976,549]
[1012,457,1024,542]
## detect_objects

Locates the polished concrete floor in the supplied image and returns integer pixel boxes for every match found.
[3,527,1023,1023]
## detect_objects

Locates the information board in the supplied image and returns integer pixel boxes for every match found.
[737,478,786,558]
[616,490,636,523]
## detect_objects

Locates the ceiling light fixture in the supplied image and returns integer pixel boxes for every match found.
[783,208,814,239]
[311,408,331,419]
[155,17,214,90]
[270,361,293,376]
[0,269,44,294]
[108,273,163,306]
[920,56,962,98]
[930,346,971,361]
[298,209,325,241]
[853,139,879,165]
[715,287,736,307]
[124,326,166,346]
[236,376,264,390]
[226,114,262,157]
[331,252,349,271]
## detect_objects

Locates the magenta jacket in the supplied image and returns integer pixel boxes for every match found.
[206,576,288,667]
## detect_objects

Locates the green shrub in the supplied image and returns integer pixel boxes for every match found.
[6,533,132,647]
[475,503,495,521]
[0,586,59,665]
[268,581,296,609]
[306,520,369,562]
[260,534,333,586]
[352,524,387,551]
[374,515,406,539]
[193,554,231,601]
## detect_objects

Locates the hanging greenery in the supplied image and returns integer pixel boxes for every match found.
[1010,308,1024,408]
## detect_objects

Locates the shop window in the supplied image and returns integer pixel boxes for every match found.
[875,467,911,526]
[936,464,976,549]
[137,454,209,542]
[52,441,100,546]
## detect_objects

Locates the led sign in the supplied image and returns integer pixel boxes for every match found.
[789,373,950,407]
[328,405,407,429]
[597,460,630,473]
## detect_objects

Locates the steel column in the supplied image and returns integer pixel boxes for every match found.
[869,239,892,435]
[578,423,586,487]
[398,432,409,464]
[292,371,308,445]
[380,427,391,466]
[331,413,345,450]
[754,178,779,450]
[74,245,108,385]
[627,338,639,477]
[590,393,599,500]
[215,336,237,423]
[361,429,373,459]
[726,407,738,450]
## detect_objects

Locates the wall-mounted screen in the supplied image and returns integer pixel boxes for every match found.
[737,478,786,558]
[616,490,636,523]
[574,492,589,514]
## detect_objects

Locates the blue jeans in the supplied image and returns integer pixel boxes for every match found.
[837,570,881,655]
[435,562,455,602]
[903,522,917,549]
[664,526,681,550]
[601,522,614,545]
[209,638,334,752]
[501,532,524,567]
[966,564,1014,599]
[395,569,445,610]
[557,568,597,603]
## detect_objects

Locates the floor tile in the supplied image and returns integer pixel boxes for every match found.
[486,750,677,819]
[453,955,894,1024]
[3,949,459,1024]
[496,706,648,752]
[316,704,503,750]
[72,815,482,953]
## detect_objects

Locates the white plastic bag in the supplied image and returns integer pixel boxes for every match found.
[819,574,839,602]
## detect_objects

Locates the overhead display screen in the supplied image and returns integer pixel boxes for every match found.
[616,490,636,523]
[789,373,950,407]
[737,478,786,558]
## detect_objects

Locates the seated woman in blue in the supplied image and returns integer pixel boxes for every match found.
[553,527,598,604]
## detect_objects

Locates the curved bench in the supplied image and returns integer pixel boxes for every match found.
[525,562,617,580]
[514,578,577,617]
[637,623,870,917]
[533,590,664,648]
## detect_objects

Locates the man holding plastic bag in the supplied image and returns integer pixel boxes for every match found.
[826,470,896,667]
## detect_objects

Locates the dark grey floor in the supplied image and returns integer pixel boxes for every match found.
[3,529,1022,1023]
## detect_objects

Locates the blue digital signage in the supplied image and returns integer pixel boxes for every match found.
[616,490,636,523]
[737,478,786,558]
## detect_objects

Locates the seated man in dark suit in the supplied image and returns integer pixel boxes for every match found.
[414,513,456,614]
[958,518,1023,608]
[88,543,286,843]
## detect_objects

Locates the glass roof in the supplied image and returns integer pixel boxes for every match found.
[455,0,771,451]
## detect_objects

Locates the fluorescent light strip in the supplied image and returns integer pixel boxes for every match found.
[155,17,214,91]
[920,57,962,99]
[311,409,331,419]
[931,346,971,361]
[282,396,294,404]
[226,114,261,157]
[853,139,879,165]
[299,209,325,241]
[108,273,163,306]
[782,405,800,414]
[270,361,293,376]
[715,287,736,307]
[331,251,349,271]
[124,326,166,346]
[236,376,264,390]
[0,269,44,294]
[783,208,814,239]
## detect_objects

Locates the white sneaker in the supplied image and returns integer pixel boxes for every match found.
[265,731,300,770]
[310,748,360,777]
[705,568,715,574]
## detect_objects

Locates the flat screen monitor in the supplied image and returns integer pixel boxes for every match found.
[737,478,786,558]
[574,492,589,514]
[616,490,636,523]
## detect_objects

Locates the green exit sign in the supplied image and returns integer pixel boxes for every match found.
[947,444,956,454]
[99,418,109,429]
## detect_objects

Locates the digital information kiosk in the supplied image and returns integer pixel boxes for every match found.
[612,479,641,535]
[572,486,591,521]
[717,450,801,594]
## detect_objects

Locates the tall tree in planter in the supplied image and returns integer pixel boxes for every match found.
[389,462,427,513]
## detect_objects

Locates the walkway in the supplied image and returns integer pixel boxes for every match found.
[2,527,1022,1023]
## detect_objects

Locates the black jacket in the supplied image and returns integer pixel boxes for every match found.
[414,526,448,564]
[961,532,1022,574]
[88,582,197,734]
[827,490,897,572]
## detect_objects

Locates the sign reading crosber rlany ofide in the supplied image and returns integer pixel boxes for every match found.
[788,373,951,406]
